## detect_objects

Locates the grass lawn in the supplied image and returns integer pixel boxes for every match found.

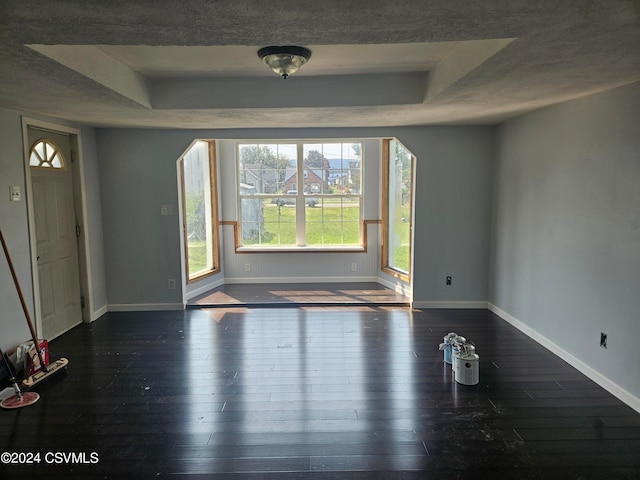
[261,201,361,245]
[187,240,208,274]
[187,200,411,275]
[188,200,409,270]
[390,203,411,273]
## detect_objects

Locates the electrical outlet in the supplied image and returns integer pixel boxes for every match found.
[600,332,607,349]
[446,276,452,286]
[351,263,357,272]
[244,263,251,272]
[167,279,176,290]
[160,204,173,216]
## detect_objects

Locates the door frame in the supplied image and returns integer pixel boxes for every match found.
[21,117,93,337]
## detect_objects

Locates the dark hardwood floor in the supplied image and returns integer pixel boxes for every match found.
[187,282,410,308]
[1,306,639,479]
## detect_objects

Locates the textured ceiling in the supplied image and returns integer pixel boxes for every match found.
[0,0,639,129]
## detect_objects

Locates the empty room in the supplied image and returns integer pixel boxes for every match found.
[1,1,639,478]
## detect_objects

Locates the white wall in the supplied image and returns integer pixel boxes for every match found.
[490,82,640,407]
[96,126,494,308]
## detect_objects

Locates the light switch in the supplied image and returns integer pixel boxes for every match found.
[160,204,172,216]
[10,185,21,202]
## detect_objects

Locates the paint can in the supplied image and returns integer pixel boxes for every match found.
[439,332,458,364]
[451,336,466,371]
[454,352,479,386]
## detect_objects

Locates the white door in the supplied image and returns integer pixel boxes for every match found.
[27,128,82,339]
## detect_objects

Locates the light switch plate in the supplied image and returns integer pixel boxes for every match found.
[10,185,21,202]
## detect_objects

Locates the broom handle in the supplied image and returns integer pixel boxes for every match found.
[0,228,48,372]
[0,345,22,397]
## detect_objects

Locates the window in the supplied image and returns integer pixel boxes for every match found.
[237,141,362,249]
[180,140,219,282]
[382,138,414,280]
[29,139,66,169]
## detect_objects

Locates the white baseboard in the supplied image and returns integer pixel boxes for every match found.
[107,303,184,312]
[224,276,379,284]
[488,303,640,414]
[376,276,412,298]
[90,304,108,322]
[47,320,83,341]
[413,301,488,309]
[185,277,225,301]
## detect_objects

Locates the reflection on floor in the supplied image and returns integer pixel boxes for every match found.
[188,282,410,308]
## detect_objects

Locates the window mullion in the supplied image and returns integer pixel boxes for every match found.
[296,143,305,246]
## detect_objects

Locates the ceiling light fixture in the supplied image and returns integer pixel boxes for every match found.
[258,46,312,79]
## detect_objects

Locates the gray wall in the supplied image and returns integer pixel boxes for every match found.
[0,108,34,350]
[399,127,494,307]
[77,126,108,316]
[96,126,494,308]
[97,129,186,308]
[490,82,640,401]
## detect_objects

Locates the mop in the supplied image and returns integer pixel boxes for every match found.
[0,228,68,390]
[0,345,39,409]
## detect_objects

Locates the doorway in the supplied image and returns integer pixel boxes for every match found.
[25,123,85,340]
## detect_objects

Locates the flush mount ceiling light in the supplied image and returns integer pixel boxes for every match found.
[258,46,312,79]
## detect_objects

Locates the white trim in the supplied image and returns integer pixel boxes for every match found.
[185,277,225,301]
[413,301,488,309]
[108,303,184,312]
[21,120,41,336]
[224,276,378,284]
[176,157,188,306]
[376,276,412,298]
[488,303,640,414]
[71,133,95,324]
[235,139,364,250]
[488,303,535,336]
[46,320,83,342]
[21,118,89,337]
[91,304,108,322]
[235,246,366,253]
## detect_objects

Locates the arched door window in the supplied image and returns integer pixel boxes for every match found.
[29,139,66,170]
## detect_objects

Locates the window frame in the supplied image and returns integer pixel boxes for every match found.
[382,138,415,282]
[236,140,364,252]
[180,140,220,283]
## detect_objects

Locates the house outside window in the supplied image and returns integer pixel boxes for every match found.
[237,141,362,249]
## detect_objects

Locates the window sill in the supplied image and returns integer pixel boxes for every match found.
[236,246,366,254]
